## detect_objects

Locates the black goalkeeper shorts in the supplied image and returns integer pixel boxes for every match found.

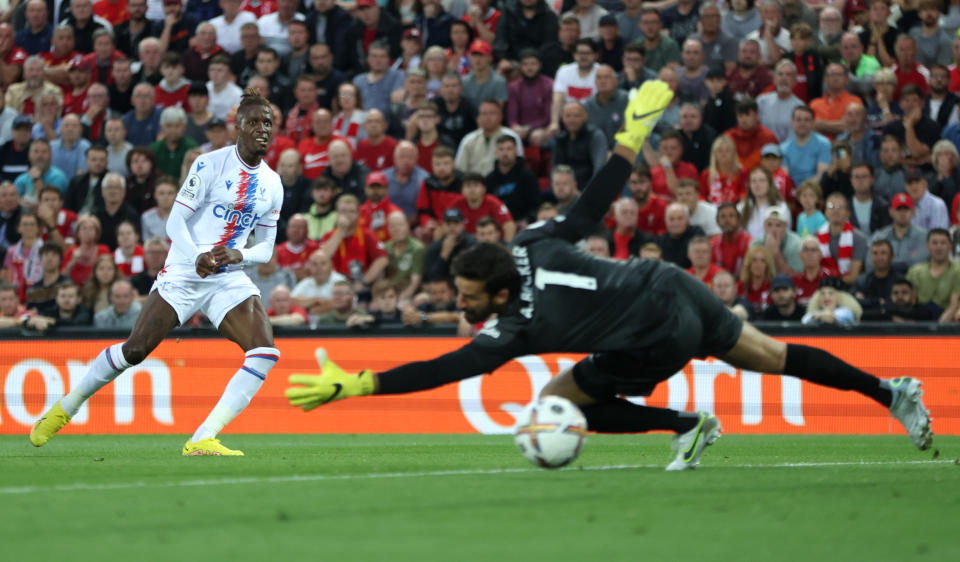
[572,268,744,401]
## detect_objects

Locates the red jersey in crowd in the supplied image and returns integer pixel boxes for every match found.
[155,80,191,111]
[284,103,319,144]
[725,125,779,171]
[266,135,295,170]
[462,8,501,34]
[792,268,834,307]
[359,198,403,242]
[81,51,125,85]
[892,63,929,99]
[298,134,350,180]
[320,226,387,277]
[114,245,145,277]
[650,161,698,200]
[62,244,111,286]
[4,45,27,67]
[711,230,751,278]
[43,208,78,246]
[267,304,309,323]
[450,194,513,234]
[276,239,319,274]
[687,263,725,288]
[40,50,81,68]
[241,0,278,17]
[700,169,745,205]
[63,85,89,116]
[738,280,771,313]
[356,137,397,172]
[772,168,796,208]
[636,195,668,235]
[93,0,129,26]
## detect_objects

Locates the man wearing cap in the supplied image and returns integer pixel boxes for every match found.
[907,228,960,323]
[359,171,402,242]
[904,169,949,230]
[462,39,507,110]
[868,192,929,272]
[4,55,61,117]
[423,207,476,281]
[757,60,804,143]
[752,206,803,275]
[791,236,836,306]
[763,274,805,321]
[1,117,35,182]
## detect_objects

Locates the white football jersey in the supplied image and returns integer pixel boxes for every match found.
[168,145,283,270]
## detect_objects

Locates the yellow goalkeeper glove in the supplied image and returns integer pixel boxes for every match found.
[614,80,674,152]
[286,348,376,411]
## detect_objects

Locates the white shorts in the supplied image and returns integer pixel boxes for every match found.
[150,263,261,328]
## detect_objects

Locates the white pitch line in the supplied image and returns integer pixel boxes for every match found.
[0,459,952,496]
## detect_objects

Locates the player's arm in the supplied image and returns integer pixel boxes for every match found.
[550,81,673,243]
[167,164,215,276]
[286,340,519,411]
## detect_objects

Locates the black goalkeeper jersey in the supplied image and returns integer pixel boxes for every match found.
[377,153,710,395]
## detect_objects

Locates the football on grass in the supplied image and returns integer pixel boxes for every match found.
[514,396,588,469]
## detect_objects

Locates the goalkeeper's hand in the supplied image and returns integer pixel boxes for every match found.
[614,80,674,152]
[286,348,376,411]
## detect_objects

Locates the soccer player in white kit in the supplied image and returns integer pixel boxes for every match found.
[30,91,285,456]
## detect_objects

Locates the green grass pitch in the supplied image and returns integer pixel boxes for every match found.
[2,434,958,562]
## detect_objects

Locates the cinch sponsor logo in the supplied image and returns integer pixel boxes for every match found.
[213,205,261,227]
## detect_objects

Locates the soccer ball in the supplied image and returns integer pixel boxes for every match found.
[514,396,588,469]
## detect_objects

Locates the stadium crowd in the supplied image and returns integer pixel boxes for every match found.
[2,0,960,334]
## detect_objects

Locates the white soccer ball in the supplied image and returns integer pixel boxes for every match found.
[514,396,588,469]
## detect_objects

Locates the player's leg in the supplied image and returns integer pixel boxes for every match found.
[719,322,932,450]
[30,291,180,446]
[183,292,279,456]
[540,352,720,471]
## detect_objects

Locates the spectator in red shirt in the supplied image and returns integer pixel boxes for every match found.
[464,0,500,41]
[410,102,455,174]
[359,171,402,242]
[181,22,225,83]
[276,214,320,281]
[0,22,27,87]
[726,38,772,99]
[725,97,779,172]
[649,129,699,200]
[893,35,930,99]
[628,164,668,235]
[36,186,77,249]
[319,194,389,292]
[758,143,796,209]
[711,202,752,278]
[449,172,515,241]
[298,108,350,180]
[687,235,724,287]
[267,284,308,326]
[738,244,774,313]
[154,52,191,111]
[61,215,111,286]
[79,29,126,87]
[93,0,130,26]
[791,235,836,306]
[701,135,745,205]
[284,75,320,144]
[355,108,397,172]
[605,196,651,260]
[416,145,462,236]
[63,60,93,116]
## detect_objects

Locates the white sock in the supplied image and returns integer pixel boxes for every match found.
[61,343,132,416]
[190,347,280,442]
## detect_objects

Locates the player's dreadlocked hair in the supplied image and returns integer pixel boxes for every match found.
[236,88,271,127]
[452,243,521,299]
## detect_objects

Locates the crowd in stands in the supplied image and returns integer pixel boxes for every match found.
[3,0,960,334]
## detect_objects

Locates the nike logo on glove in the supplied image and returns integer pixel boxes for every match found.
[329,383,343,401]
[632,107,667,120]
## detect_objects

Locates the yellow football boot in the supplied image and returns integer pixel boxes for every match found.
[182,438,244,456]
[29,400,71,447]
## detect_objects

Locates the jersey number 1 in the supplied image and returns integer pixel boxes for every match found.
[534,268,597,291]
